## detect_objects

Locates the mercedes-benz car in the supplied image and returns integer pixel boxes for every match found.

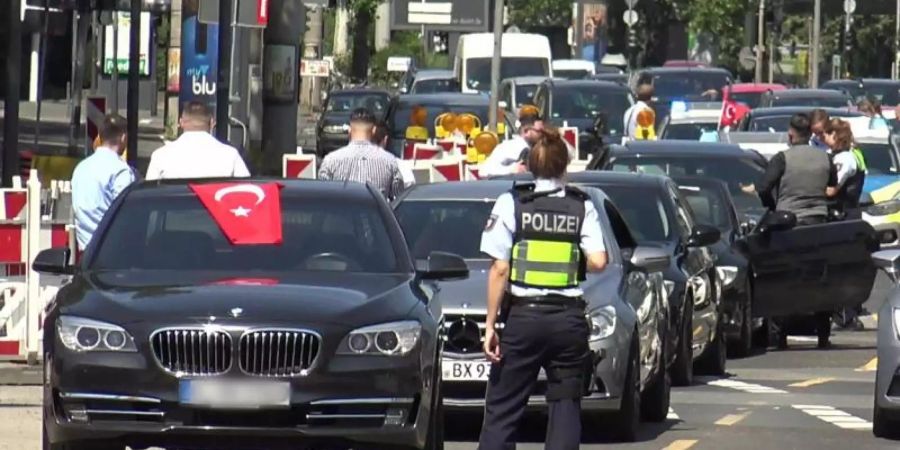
[872,249,900,439]
[37,179,461,450]
[394,180,671,442]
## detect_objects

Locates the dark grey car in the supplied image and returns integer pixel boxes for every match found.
[394,180,671,442]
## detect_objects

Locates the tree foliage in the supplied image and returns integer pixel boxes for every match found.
[684,0,750,71]
[508,0,572,28]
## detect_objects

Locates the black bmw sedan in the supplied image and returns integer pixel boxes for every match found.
[36,179,461,450]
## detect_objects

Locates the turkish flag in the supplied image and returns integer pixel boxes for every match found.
[189,182,284,245]
[721,101,750,128]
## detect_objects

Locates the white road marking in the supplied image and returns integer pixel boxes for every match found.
[667,407,680,420]
[663,439,698,450]
[792,404,872,431]
[703,378,788,394]
[787,336,819,343]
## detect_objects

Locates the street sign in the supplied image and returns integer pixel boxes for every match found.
[300,59,331,77]
[622,9,639,27]
[843,0,856,14]
[387,57,413,73]
[625,0,639,8]
[199,0,270,28]
[408,2,453,25]
[391,0,489,32]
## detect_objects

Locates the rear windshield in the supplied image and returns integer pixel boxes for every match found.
[389,101,489,138]
[326,93,390,117]
[663,122,719,140]
[412,78,460,94]
[395,200,493,259]
[549,86,630,135]
[648,71,730,100]
[92,195,400,273]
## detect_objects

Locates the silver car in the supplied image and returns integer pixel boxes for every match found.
[394,180,671,442]
[873,249,900,439]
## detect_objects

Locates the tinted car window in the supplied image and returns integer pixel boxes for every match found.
[610,155,766,217]
[549,86,630,135]
[864,84,900,106]
[515,84,540,107]
[92,195,399,273]
[593,185,671,243]
[389,101,489,138]
[412,78,460,94]
[662,122,719,140]
[466,58,549,91]
[729,92,764,108]
[769,96,849,108]
[650,72,730,100]
[327,93,389,116]
[858,143,898,175]
[395,201,493,259]
[747,115,792,132]
[677,185,733,230]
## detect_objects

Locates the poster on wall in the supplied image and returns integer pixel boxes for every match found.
[576,2,608,63]
[103,12,152,76]
[167,48,181,94]
[179,0,219,109]
[264,45,298,102]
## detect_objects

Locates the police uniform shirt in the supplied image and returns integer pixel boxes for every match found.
[481,178,606,297]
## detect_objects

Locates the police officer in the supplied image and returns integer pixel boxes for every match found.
[478,128,609,450]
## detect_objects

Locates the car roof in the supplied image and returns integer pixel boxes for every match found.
[330,88,392,96]
[670,175,729,191]
[542,79,629,90]
[727,83,787,93]
[503,76,551,86]
[565,171,670,188]
[638,67,731,76]
[768,89,848,98]
[413,69,454,81]
[396,93,490,106]
[129,178,379,202]
[399,180,515,201]
[747,106,861,117]
[615,140,747,157]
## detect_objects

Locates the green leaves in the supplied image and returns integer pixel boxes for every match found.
[508,0,572,28]
[348,0,383,15]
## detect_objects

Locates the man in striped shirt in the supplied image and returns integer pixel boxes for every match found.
[318,108,404,199]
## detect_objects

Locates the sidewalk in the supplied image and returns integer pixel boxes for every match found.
[0,362,41,386]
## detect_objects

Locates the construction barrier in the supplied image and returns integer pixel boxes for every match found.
[0,171,75,363]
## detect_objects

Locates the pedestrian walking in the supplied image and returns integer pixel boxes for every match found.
[373,120,415,188]
[478,127,609,450]
[481,112,544,177]
[623,83,655,140]
[145,101,250,180]
[318,108,403,200]
[71,114,136,250]
[741,113,838,349]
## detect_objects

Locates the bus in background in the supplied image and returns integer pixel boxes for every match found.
[454,33,553,94]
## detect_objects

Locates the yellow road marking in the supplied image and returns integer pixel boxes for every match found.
[664,439,699,450]
[856,357,878,372]
[715,411,752,426]
[789,377,836,388]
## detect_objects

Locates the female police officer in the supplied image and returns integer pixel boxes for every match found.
[478,128,609,450]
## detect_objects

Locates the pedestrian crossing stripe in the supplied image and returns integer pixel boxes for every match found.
[792,404,872,430]
[856,357,877,372]
[703,378,788,394]
[788,377,835,388]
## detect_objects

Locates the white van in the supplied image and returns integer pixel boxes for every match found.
[454,33,553,94]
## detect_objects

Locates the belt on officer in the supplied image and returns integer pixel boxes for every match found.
[509,294,586,309]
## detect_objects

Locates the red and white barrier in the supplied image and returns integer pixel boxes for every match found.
[559,126,583,161]
[282,154,318,179]
[0,172,74,363]
[429,157,465,183]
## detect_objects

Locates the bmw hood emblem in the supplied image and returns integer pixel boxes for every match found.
[230,307,243,318]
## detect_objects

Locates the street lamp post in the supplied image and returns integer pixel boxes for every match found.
[811,0,821,87]
[756,0,765,83]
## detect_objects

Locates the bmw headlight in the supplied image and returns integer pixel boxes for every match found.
[716,266,739,288]
[894,308,900,340]
[323,124,348,134]
[589,305,617,342]
[866,199,900,216]
[56,316,137,353]
[340,321,422,356]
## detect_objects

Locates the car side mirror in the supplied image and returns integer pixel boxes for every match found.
[873,249,900,283]
[33,247,73,275]
[757,210,797,234]
[686,224,721,247]
[417,251,469,281]
[629,246,671,273]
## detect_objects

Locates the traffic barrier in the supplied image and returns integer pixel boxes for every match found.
[465,164,482,181]
[0,171,74,363]
[282,154,317,179]
[429,157,465,183]
[413,143,443,161]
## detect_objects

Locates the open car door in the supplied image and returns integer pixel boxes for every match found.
[736,212,878,317]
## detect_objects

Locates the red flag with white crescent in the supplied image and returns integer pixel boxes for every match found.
[189,182,283,245]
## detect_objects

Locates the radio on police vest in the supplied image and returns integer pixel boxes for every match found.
[510,183,588,289]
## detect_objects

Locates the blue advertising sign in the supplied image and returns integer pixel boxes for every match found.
[179,0,219,109]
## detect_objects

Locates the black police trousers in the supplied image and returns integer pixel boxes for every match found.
[478,302,590,450]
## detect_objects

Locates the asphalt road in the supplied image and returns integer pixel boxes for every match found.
[0,330,894,450]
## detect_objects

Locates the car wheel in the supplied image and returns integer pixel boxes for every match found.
[610,334,641,442]
[728,283,753,358]
[640,334,671,423]
[697,320,727,376]
[873,378,900,439]
[670,298,693,387]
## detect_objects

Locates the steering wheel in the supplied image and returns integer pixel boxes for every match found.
[303,252,362,271]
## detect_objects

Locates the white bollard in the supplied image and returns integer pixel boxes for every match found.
[24,170,42,364]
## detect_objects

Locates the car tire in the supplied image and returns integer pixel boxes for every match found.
[696,320,727,376]
[728,282,753,358]
[640,334,671,423]
[873,381,900,439]
[610,334,641,442]
[670,298,693,387]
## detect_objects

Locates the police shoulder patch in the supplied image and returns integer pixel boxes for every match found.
[485,214,498,231]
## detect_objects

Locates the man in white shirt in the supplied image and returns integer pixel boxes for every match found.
[481,114,544,177]
[623,83,654,140]
[146,101,250,180]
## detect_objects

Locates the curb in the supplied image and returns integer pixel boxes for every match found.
[0,364,42,386]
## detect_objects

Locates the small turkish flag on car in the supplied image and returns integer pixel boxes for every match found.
[190,182,284,245]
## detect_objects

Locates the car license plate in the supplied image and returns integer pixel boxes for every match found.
[179,379,290,409]
[442,360,491,381]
